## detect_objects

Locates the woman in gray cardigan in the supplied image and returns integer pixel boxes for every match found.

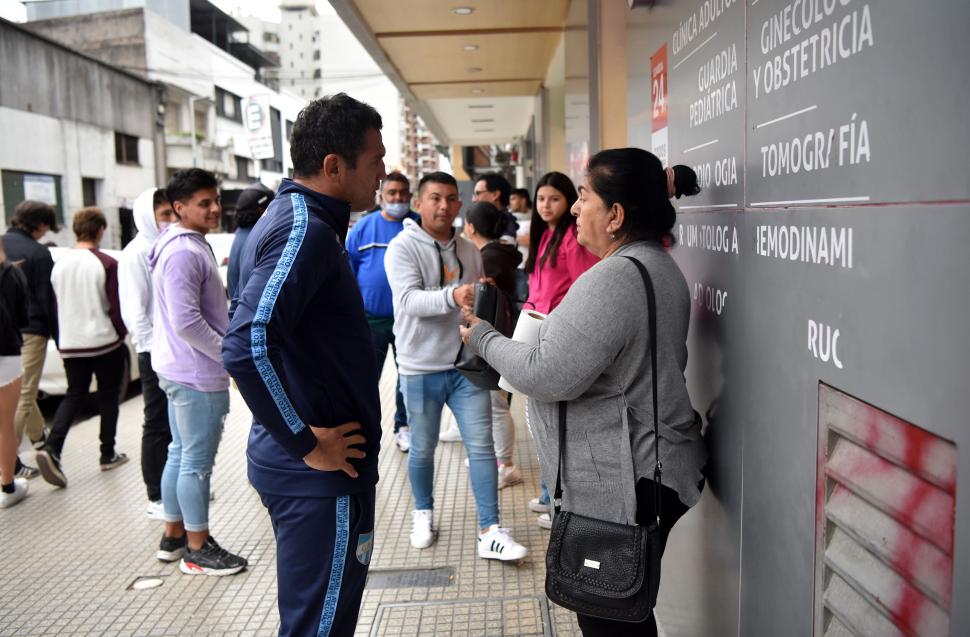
[460,148,707,637]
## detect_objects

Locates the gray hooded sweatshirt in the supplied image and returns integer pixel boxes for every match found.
[385,217,483,375]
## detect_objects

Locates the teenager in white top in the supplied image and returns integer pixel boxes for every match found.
[35,208,129,488]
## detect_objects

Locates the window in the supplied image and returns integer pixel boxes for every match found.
[82,178,98,206]
[114,132,140,165]
[313,49,320,60]
[2,170,64,225]
[215,87,242,123]
[235,155,251,181]
[313,69,321,79]
[285,120,293,142]
[263,32,278,44]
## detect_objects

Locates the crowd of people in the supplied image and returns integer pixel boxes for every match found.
[0,91,705,637]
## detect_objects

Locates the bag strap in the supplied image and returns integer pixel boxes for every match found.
[553,255,662,527]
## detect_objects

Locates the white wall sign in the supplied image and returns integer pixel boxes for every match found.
[23,174,57,205]
[245,95,275,160]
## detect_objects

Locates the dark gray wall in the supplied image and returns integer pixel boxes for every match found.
[626,1,970,635]
[0,19,156,140]
[24,9,149,80]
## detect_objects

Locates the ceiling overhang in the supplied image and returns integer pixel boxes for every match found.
[330,0,570,148]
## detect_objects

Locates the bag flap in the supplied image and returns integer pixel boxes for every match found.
[547,511,647,598]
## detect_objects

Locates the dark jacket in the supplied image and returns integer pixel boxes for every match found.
[481,241,523,300]
[1,228,57,339]
[0,261,29,356]
[223,179,381,498]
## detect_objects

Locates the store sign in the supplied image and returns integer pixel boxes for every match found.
[245,95,275,160]
[650,44,669,166]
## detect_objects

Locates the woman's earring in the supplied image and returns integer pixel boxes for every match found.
[610,232,617,241]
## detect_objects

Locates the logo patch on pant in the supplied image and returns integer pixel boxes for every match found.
[356,531,373,565]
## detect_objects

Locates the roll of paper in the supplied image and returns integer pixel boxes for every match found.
[498,310,546,394]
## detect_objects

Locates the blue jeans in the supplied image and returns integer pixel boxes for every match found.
[158,377,229,532]
[369,323,408,432]
[400,369,499,528]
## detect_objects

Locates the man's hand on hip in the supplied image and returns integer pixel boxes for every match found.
[303,421,366,477]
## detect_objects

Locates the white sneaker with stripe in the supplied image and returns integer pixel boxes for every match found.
[478,524,527,561]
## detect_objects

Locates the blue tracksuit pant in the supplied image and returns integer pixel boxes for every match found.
[258,489,376,637]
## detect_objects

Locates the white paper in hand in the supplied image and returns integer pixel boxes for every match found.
[498,310,546,394]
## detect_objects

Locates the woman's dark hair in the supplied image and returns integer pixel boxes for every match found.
[464,201,505,241]
[290,93,382,177]
[524,172,578,275]
[72,207,107,242]
[671,164,701,198]
[11,200,60,233]
[587,148,677,244]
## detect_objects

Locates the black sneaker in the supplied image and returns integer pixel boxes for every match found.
[180,536,248,577]
[157,534,187,562]
[30,434,47,451]
[99,452,129,471]
[35,450,67,488]
[15,463,39,480]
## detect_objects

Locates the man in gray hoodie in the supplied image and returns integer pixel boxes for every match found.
[385,171,526,562]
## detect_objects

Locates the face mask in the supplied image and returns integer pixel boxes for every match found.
[383,201,410,219]
[157,221,172,232]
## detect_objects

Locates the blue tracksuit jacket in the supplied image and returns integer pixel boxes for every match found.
[223,179,381,497]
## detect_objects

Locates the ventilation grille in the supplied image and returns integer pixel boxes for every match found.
[815,384,957,637]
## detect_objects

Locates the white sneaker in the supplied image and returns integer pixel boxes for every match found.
[0,478,29,509]
[498,464,523,489]
[410,509,436,549]
[537,513,552,530]
[478,524,527,561]
[146,500,165,521]
[529,497,550,513]
[395,427,411,452]
[438,424,462,443]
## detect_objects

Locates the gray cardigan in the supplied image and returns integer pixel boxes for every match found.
[468,241,707,525]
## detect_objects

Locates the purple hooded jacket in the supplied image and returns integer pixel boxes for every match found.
[148,224,229,392]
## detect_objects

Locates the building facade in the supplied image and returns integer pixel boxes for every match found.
[0,19,159,249]
[24,0,305,223]
[278,1,323,101]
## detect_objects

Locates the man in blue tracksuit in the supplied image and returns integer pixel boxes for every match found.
[344,171,417,453]
[223,93,386,637]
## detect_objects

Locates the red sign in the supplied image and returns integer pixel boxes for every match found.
[650,44,668,133]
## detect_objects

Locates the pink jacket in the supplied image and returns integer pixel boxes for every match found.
[527,225,599,314]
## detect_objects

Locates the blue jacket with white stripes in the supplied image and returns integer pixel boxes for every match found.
[223,179,381,497]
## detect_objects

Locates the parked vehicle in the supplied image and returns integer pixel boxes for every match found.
[38,234,229,397]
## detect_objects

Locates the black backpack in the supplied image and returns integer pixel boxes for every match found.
[454,282,514,390]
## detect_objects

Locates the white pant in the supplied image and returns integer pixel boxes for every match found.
[490,390,515,464]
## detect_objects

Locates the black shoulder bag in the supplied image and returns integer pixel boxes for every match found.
[545,256,663,623]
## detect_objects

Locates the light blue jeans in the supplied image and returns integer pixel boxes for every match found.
[400,369,499,528]
[158,377,229,532]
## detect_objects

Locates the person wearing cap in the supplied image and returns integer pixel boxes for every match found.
[119,187,176,519]
[227,183,274,301]
[345,171,417,453]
